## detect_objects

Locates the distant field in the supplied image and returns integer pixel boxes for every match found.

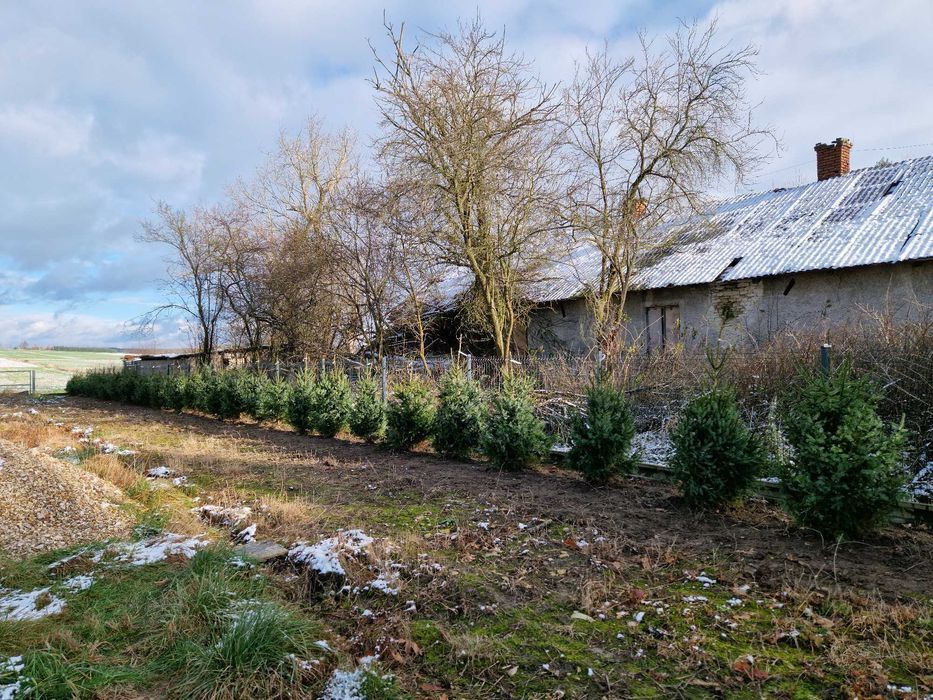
[0,349,123,393]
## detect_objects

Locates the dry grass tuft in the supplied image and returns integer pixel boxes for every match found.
[0,418,60,449]
[83,453,145,491]
[257,494,326,533]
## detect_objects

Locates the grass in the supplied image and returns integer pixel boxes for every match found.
[1,396,930,698]
[2,546,329,699]
[0,349,123,394]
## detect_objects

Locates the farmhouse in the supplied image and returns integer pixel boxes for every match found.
[528,139,933,354]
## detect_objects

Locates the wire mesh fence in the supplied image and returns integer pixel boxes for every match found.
[120,320,932,471]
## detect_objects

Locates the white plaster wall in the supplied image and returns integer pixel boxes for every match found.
[527,260,933,354]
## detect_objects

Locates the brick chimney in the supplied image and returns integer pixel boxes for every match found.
[814,138,852,181]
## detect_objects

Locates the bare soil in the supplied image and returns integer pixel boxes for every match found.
[28,395,933,600]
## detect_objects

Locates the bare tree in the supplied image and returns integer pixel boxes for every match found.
[331,176,408,358]
[211,203,269,358]
[372,17,561,366]
[232,118,359,358]
[561,22,776,361]
[137,202,229,363]
[385,178,447,369]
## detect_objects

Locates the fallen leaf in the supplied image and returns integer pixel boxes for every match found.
[733,659,769,681]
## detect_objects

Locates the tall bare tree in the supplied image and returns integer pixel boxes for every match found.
[561,22,776,361]
[137,202,229,363]
[211,203,269,357]
[372,17,561,366]
[233,118,358,357]
[331,176,408,358]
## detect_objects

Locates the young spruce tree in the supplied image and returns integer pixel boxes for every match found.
[567,377,636,485]
[781,359,906,539]
[432,366,487,460]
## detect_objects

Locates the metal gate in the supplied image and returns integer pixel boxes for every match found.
[0,369,36,394]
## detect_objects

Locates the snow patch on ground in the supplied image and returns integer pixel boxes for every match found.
[319,657,378,700]
[61,575,94,592]
[288,530,374,578]
[0,655,25,700]
[0,587,66,622]
[367,574,399,596]
[113,534,208,566]
[235,524,257,544]
[193,504,252,528]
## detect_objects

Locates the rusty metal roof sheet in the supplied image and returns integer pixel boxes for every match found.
[533,155,933,302]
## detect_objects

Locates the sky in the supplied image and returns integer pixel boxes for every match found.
[1,0,931,349]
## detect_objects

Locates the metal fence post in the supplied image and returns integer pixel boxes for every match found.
[29,370,35,395]
[466,353,473,382]
[820,344,832,376]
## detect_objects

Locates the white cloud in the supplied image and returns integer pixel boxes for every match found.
[707,0,933,189]
[1,0,931,346]
[100,134,205,190]
[0,104,94,157]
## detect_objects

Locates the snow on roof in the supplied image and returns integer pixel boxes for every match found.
[533,155,933,301]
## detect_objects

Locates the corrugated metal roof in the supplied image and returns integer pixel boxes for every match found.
[534,154,933,301]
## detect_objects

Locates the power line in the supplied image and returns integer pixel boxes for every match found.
[757,140,933,180]
[859,141,933,152]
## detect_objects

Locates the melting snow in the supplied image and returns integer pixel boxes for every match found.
[288,530,373,578]
[0,587,66,622]
[0,655,25,700]
[61,575,94,592]
[683,595,708,603]
[146,466,174,478]
[113,534,207,566]
[193,504,252,528]
[368,575,399,596]
[235,524,257,544]
[319,657,378,700]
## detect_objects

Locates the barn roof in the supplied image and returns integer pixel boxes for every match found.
[533,154,933,302]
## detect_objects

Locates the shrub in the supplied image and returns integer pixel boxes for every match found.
[781,361,907,539]
[481,374,550,471]
[349,371,386,441]
[233,371,264,419]
[131,373,156,407]
[255,377,290,423]
[286,370,317,434]
[184,368,212,413]
[432,366,486,459]
[386,378,435,450]
[203,371,243,420]
[567,380,636,485]
[312,369,352,438]
[162,373,188,412]
[669,383,764,509]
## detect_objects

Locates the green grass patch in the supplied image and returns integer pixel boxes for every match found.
[0,545,331,699]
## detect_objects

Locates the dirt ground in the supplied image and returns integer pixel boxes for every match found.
[2,393,932,697]
[15,394,930,600]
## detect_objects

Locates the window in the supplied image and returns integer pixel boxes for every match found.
[645,305,680,352]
